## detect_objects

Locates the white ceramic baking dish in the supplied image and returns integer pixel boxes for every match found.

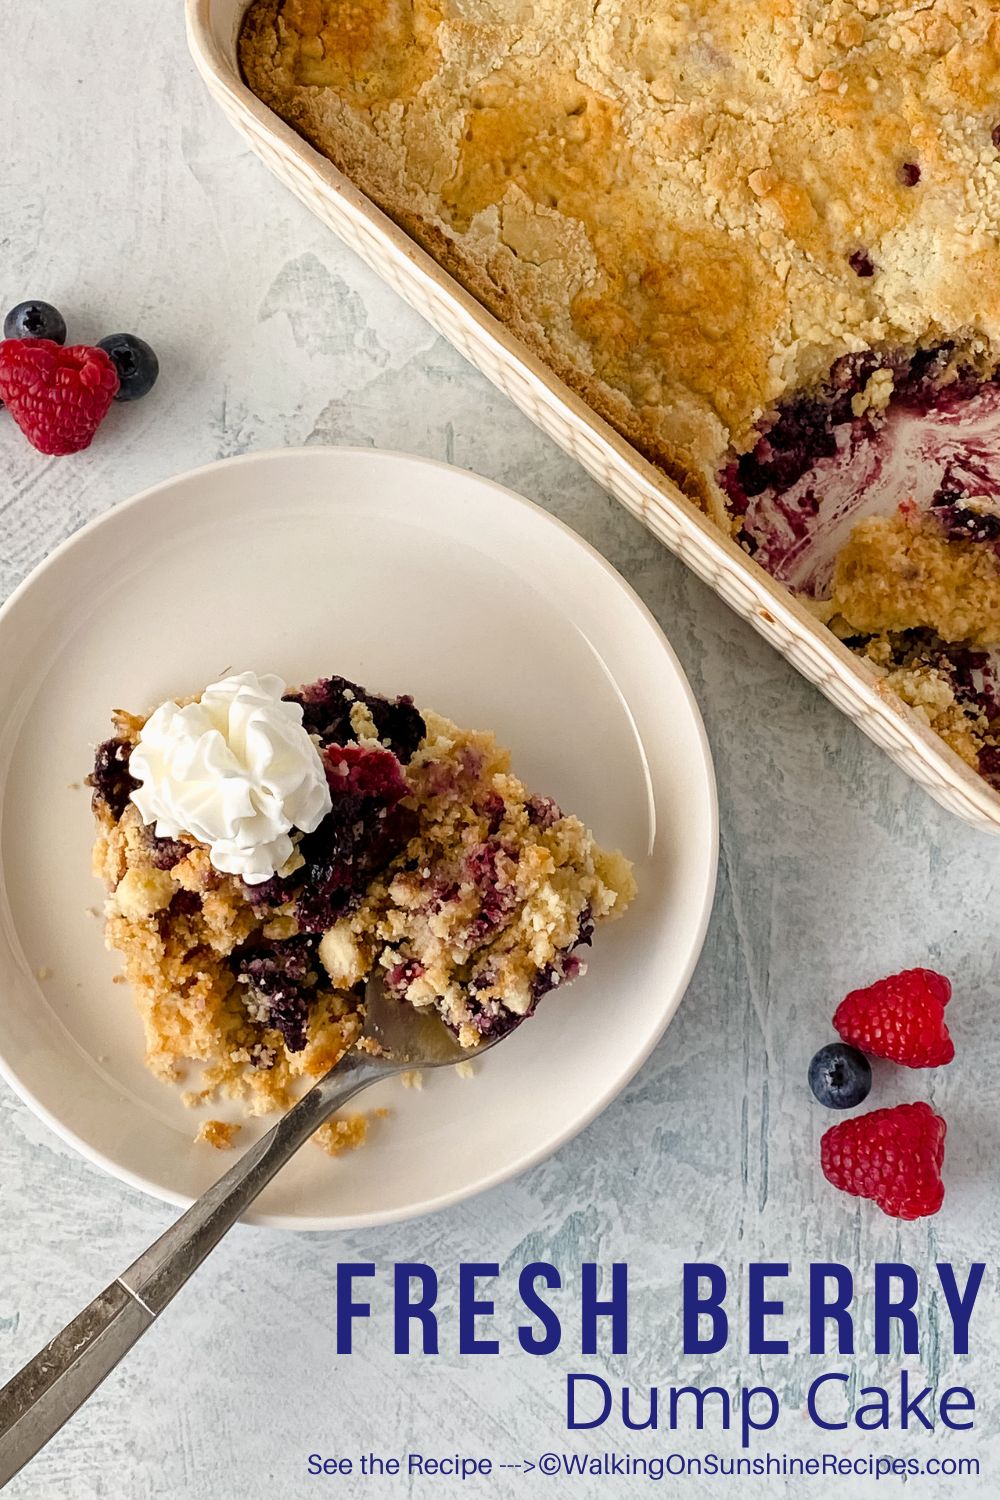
[186,0,1000,835]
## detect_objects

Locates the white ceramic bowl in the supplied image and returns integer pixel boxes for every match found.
[0,448,717,1228]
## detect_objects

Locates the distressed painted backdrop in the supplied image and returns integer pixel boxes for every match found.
[1,5,999,1498]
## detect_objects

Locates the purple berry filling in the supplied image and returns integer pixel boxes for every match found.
[280,744,416,933]
[936,645,1000,787]
[531,953,586,1000]
[385,958,425,992]
[897,162,921,187]
[979,746,1000,788]
[526,793,562,828]
[848,249,876,277]
[286,675,425,764]
[478,790,505,835]
[169,888,201,918]
[232,933,322,1053]
[464,838,519,932]
[469,906,595,1040]
[930,463,1000,545]
[464,995,525,1040]
[924,640,1000,723]
[723,378,861,507]
[845,631,1000,787]
[724,346,972,510]
[89,737,137,820]
[723,345,1000,595]
[242,704,425,928]
[933,496,1000,545]
[146,832,190,870]
[90,740,200,870]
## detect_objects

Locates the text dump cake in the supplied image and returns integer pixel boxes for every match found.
[89,672,635,1119]
[239,0,1000,788]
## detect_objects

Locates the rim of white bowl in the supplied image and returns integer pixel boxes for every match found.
[0,447,719,1230]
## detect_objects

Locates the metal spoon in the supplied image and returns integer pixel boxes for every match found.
[0,976,503,1486]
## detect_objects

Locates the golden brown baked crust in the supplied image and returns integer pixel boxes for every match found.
[859,632,999,773]
[239,0,1000,529]
[195,1118,242,1149]
[831,513,1000,645]
[237,1,1000,795]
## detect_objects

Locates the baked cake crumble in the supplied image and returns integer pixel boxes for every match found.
[89,672,635,1129]
[238,0,1000,793]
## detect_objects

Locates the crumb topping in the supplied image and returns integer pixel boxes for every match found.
[831,513,1000,646]
[855,630,1000,783]
[240,0,1000,523]
[89,675,635,1125]
[238,1,1000,799]
[195,1118,241,1150]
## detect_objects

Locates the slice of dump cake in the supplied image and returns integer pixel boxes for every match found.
[238,0,1000,788]
[89,672,635,1117]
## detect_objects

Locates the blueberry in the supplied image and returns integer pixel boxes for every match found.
[808,1042,872,1110]
[3,300,67,344]
[96,333,159,401]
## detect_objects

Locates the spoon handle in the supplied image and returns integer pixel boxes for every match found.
[0,1049,389,1487]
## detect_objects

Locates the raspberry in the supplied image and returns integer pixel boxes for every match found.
[821,1102,946,1220]
[833,967,954,1067]
[0,337,119,454]
[322,742,408,802]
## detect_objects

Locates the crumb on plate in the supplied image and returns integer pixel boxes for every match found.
[195,1118,241,1150]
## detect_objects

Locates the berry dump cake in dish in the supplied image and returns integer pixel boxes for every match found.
[89,672,635,1119]
[239,0,1000,789]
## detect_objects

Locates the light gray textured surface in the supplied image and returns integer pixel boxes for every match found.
[1,5,998,1497]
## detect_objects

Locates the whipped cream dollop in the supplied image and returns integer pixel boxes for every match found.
[129,672,332,884]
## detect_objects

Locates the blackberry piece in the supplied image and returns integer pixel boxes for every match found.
[930,466,1000,544]
[233,934,322,1053]
[88,737,137,820]
[943,507,1000,544]
[288,675,426,763]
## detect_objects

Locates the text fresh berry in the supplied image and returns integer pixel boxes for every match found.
[0,339,119,455]
[808,1042,872,1110]
[821,1101,946,1220]
[96,333,159,402]
[3,300,67,345]
[833,968,953,1068]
